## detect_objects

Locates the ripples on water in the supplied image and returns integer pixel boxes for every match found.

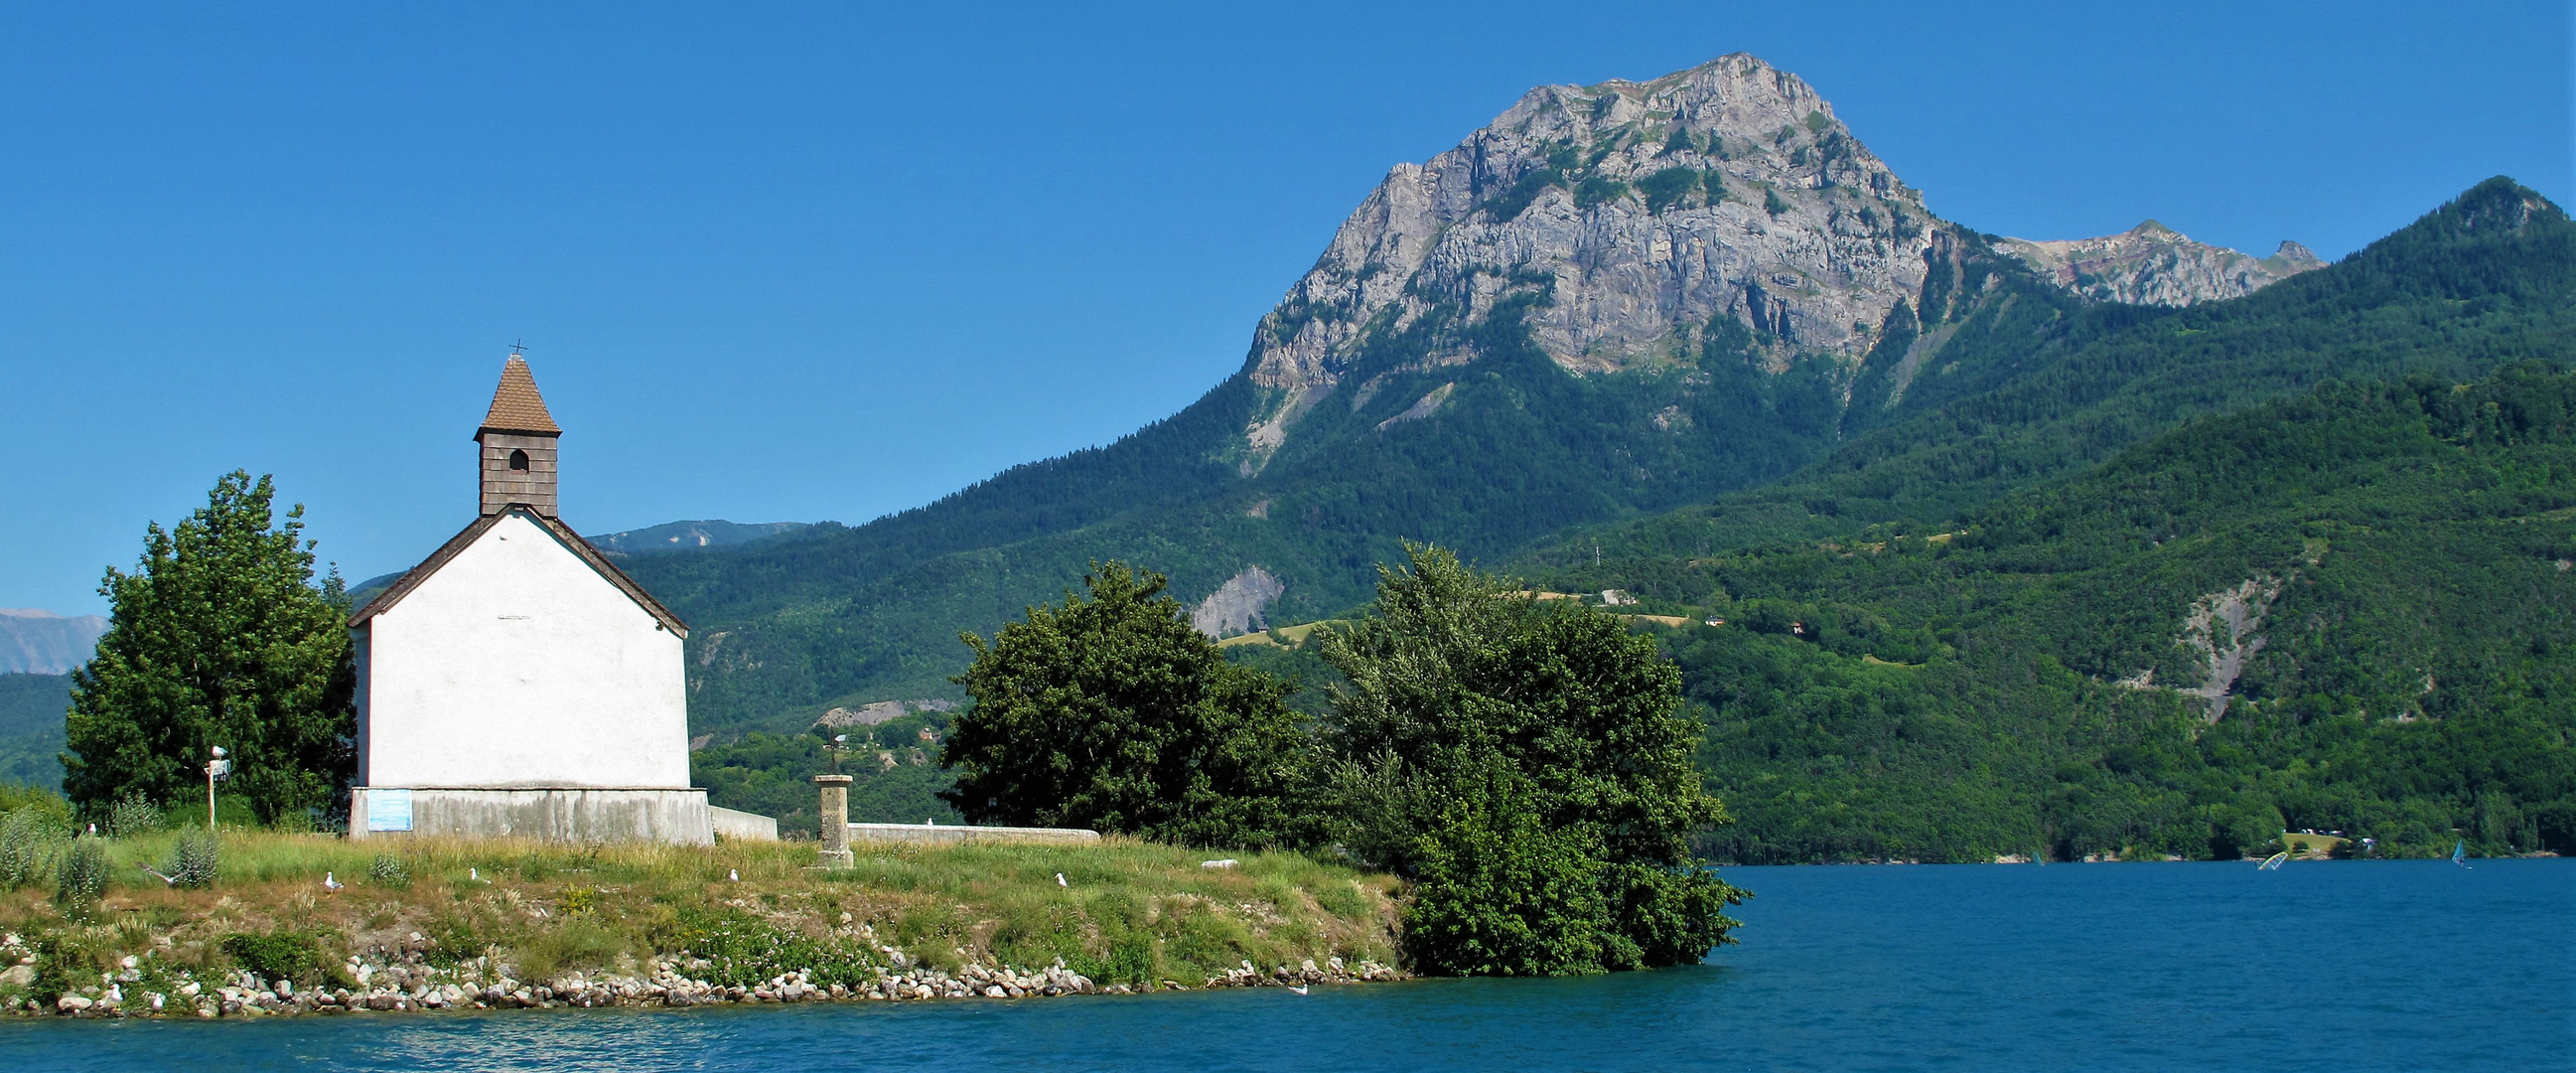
[7,859,2567,1072]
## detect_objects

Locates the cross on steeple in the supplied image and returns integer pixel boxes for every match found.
[508,340,528,358]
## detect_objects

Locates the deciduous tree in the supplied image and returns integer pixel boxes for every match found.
[1321,544,1744,975]
[63,472,355,824]
[939,562,1315,848]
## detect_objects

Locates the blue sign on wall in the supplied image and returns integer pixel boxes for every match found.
[366,788,413,832]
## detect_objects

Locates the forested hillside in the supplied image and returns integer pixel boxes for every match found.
[1520,363,2576,860]
[1529,177,2576,563]
[0,673,70,788]
[689,706,961,835]
[626,178,2569,741]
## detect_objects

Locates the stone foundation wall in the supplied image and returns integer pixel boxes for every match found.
[351,788,714,845]
[710,806,780,842]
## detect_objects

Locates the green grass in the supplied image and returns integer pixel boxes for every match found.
[2280,833,2349,854]
[0,829,1399,1005]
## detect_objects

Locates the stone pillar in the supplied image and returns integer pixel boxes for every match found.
[814,774,854,868]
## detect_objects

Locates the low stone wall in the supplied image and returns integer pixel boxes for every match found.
[710,806,780,842]
[848,822,1099,845]
[351,788,714,845]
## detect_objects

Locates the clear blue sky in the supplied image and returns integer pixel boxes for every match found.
[3,2,2567,614]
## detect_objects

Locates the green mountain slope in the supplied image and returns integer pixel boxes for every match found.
[1526,363,2576,861]
[630,179,2570,738]
[1527,178,2576,563]
[0,672,71,789]
[636,326,1860,730]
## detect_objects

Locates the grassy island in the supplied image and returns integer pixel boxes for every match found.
[0,827,1402,1017]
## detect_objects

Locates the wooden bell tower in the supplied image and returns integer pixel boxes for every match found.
[476,353,562,517]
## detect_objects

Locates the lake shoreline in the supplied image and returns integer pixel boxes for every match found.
[1721,849,2563,865]
[15,943,1404,1020]
[0,833,1406,1021]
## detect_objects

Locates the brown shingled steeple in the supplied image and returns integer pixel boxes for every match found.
[480,355,560,435]
[476,355,561,517]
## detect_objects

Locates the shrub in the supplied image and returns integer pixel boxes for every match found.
[1313,881,1369,920]
[514,917,628,983]
[1574,175,1631,210]
[169,829,219,889]
[1073,934,1157,987]
[1404,775,1612,976]
[1639,168,1699,214]
[1321,545,1747,975]
[32,932,112,1002]
[221,930,324,984]
[0,784,72,821]
[0,808,57,889]
[55,838,108,919]
[368,852,411,889]
[1765,188,1792,217]
[666,907,879,990]
[942,561,1319,849]
[1481,166,1563,222]
[105,793,162,839]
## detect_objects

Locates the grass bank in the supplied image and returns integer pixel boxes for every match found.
[0,828,1402,1016]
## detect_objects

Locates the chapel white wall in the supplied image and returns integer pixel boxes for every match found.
[358,512,691,789]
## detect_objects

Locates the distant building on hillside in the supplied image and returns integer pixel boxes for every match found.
[346,355,755,843]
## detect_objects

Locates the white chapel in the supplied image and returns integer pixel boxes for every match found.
[348,356,760,843]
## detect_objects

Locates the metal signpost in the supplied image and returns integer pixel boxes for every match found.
[204,746,231,832]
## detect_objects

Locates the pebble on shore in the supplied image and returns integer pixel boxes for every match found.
[8,932,1402,1019]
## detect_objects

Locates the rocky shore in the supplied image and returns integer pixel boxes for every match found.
[6,930,1401,1019]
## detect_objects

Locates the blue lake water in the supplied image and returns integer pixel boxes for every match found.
[5,859,2568,1072]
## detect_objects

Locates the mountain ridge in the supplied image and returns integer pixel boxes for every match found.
[614,59,2556,734]
[1237,54,1932,473]
[0,609,107,676]
[592,520,810,555]
[1996,220,2325,306]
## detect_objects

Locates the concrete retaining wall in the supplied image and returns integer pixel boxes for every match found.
[351,787,713,845]
[849,822,1099,845]
[710,806,780,842]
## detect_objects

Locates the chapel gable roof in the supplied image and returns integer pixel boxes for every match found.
[480,356,561,435]
[349,508,686,636]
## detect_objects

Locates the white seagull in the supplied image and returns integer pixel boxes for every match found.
[323,871,345,891]
[1056,872,1069,887]
[1287,985,1309,996]
[728,868,741,882]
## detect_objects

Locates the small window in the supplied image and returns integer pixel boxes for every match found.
[507,449,530,472]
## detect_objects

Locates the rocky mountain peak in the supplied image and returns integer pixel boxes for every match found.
[1228,54,2335,472]
[1995,221,2325,307]
[1238,54,1938,470]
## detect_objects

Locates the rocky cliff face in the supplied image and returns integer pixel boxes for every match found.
[1996,222,2323,306]
[0,608,105,675]
[1238,54,1937,472]
[1232,56,2330,472]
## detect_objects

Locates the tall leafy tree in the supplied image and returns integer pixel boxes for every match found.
[1322,544,1744,975]
[939,562,1316,848]
[64,472,356,823]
